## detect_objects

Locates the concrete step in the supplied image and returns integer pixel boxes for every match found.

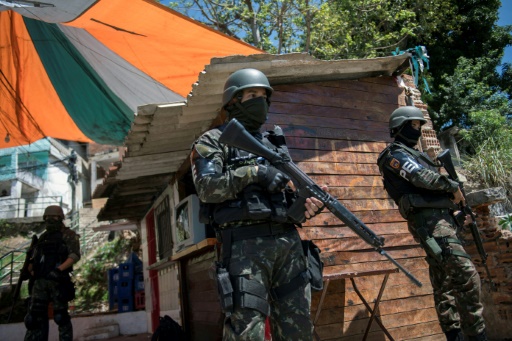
[81,323,120,341]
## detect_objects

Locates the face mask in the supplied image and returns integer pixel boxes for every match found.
[396,121,422,146]
[228,97,269,133]
[45,220,62,232]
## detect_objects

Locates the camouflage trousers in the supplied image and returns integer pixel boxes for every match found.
[25,278,72,341]
[222,228,313,341]
[408,208,485,336]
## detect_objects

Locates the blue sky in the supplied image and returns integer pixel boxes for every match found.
[498,1,512,64]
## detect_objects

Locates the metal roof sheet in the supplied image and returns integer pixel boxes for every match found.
[96,52,410,221]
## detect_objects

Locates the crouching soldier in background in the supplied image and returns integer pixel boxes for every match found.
[24,205,80,341]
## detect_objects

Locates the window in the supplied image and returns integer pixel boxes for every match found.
[155,195,173,260]
[17,151,48,179]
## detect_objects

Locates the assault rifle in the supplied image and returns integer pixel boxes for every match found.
[437,150,496,290]
[7,234,38,323]
[219,119,422,287]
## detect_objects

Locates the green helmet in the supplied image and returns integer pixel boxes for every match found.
[43,205,65,220]
[222,68,273,107]
[389,106,427,137]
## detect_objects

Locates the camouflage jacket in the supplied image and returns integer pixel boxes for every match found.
[191,126,261,204]
[61,227,81,263]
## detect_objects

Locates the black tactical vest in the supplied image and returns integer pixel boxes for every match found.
[377,142,438,204]
[32,231,69,279]
[211,129,295,226]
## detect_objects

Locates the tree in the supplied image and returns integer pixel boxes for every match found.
[164,0,512,131]
[307,0,447,59]
[167,0,322,54]
[417,0,512,129]
[434,55,511,129]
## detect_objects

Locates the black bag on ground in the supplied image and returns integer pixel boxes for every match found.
[151,315,185,341]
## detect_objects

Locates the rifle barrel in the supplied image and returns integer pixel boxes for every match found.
[380,250,423,287]
[219,118,423,287]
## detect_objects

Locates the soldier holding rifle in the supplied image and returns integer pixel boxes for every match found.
[24,205,80,341]
[377,106,487,341]
[191,68,324,340]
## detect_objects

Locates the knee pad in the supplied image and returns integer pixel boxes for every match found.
[25,298,49,330]
[24,312,36,330]
[24,312,46,330]
[53,309,71,326]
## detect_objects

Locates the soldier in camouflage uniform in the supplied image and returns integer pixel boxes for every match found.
[191,68,323,341]
[24,205,80,341]
[377,106,487,341]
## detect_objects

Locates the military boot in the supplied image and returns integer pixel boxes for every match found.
[467,330,487,341]
[445,329,464,341]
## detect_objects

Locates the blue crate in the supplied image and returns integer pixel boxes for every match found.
[108,280,118,299]
[108,293,118,311]
[118,296,134,313]
[127,252,143,273]
[117,279,133,298]
[107,268,120,311]
[134,273,144,291]
[108,268,119,283]
[119,263,134,280]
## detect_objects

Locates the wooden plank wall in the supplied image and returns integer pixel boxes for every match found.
[263,77,443,340]
[183,250,224,341]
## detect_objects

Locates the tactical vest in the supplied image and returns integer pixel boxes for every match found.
[32,231,69,279]
[209,129,295,226]
[377,142,441,204]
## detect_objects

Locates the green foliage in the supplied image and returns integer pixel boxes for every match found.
[459,109,512,193]
[0,220,30,239]
[309,0,434,59]
[499,215,512,230]
[73,236,132,313]
[499,214,512,230]
[432,55,510,128]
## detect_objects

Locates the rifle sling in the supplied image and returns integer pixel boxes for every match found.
[394,142,440,167]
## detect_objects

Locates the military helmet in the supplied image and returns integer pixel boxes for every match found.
[222,68,273,107]
[43,205,65,220]
[389,106,427,137]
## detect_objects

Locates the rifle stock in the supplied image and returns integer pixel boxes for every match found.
[7,234,38,323]
[437,150,496,290]
[219,119,422,287]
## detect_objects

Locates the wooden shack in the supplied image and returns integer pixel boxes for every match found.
[96,53,457,340]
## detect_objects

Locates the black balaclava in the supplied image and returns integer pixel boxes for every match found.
[395,121,422,147]
[45,218,63,233]
[227,96,269,133]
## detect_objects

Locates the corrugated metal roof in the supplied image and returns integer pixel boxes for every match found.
[96,52,410,221]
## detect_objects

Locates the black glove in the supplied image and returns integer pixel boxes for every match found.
[257,165,290,193]
[47,268,63,282]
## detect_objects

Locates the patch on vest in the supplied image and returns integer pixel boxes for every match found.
[390,158,400,169]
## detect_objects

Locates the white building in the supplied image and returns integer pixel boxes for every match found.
[0,138,88,222]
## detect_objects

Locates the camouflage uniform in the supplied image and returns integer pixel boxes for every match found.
[377,141,485,337]
[25,226,80,341]
[191,126,313,341]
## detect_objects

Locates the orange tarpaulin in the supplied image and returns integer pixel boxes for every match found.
[0,0,262,148]
[0,11,89,145]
